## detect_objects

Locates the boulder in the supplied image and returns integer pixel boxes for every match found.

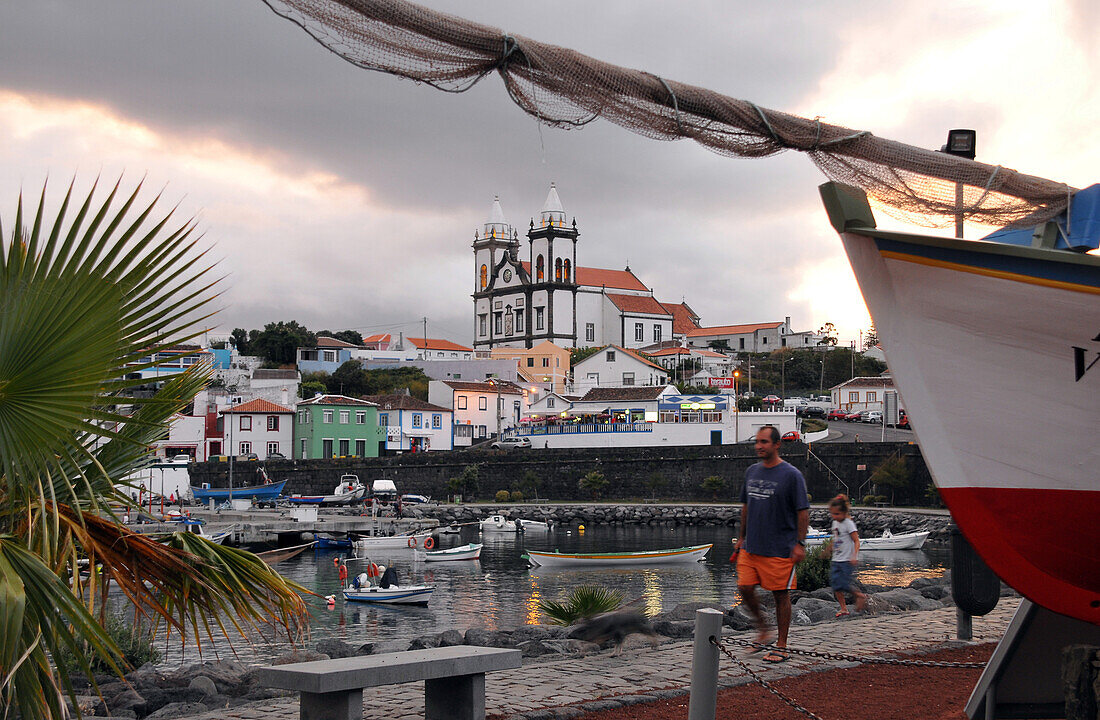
[273,649,329,665]
[517,640,554,657]
[138,687,208,714]
[872,588,943,612]
[909,577,937,590]
[660,602,729,622]
[315,639,357,659]
[808,588,837,602]
[438,629,465,647]
[179,660,250,693]
[539,639,601,656]
[188,676,218,697]
[652,619,695,639]
[724,606,758,631]
[108,688,146,716]
[790,597,840,625]
[355,642,375,656]
[407,634,441,650]
[920,585,946,600]
[512,625,567,642]
[144,702,210,720]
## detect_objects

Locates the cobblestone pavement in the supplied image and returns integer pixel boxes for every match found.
[196,601,1018,720]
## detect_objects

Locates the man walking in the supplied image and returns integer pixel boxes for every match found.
[734,426,809,663]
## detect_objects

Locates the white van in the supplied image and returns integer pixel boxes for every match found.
[782,397,809,409]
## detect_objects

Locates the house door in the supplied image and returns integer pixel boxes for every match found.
[710,430,722,446]
[322,439,333,459]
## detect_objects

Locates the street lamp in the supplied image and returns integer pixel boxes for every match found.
[939,128,976,239]
[780,356,794,403]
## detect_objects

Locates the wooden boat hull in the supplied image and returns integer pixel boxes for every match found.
[316,536,353,550]
[191,480,286,503]
[353,532,432,552]
[526,544,712,568]
[285,487,366,505]
[861,531,929,551]
[342,585,433,605]
[256,541,316,565]
[420,543,483,562]
[826,183,1100,623]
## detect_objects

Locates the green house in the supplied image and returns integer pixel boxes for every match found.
[294,394,385,459]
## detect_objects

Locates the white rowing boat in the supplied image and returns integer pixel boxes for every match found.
[416,542,483,562]
[353,532,433,552]
[525,544,711,568]
[341,584,434,605]
[860,529,929,551]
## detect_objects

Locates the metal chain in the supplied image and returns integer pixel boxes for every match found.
[723,636,986,669]
[709,636,827,720]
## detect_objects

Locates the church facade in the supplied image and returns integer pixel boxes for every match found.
[473,185,682,351]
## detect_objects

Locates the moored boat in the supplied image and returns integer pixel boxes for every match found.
[479,514,517,533]
[316,535,353,550]
[525,544,712,568]
[190,479,286,504]
[256,541,316,565]
[353,532,433,553]
[416,542,483,562]
[804,528,830,547]
[341,584,434,605]
[284,475,366,505]
[860,529,929,551]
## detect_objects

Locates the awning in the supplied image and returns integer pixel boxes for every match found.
[402,429,436,437]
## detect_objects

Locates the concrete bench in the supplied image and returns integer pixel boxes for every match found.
[256,646,521,720]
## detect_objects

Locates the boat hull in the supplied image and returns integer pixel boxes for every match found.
[191,480,286,503]
[838,223,1100,623]
[353,533,432,552]
[526,544,712,568]
[421,543,483,562]
[285,487,367,505]
[342,585,433,605]
[860,531,929,551]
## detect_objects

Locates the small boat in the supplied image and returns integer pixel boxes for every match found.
[436,524,463,535]
[804,528,830,547]
[256,541,316,565]
[515,518,552,532]
[190,479,286,504]
[284,475,366,506]
[479,514,517,533]
[860,529,930,551]
[353,532,433,553]
[417,542,482,562]
[400,493,431,504]
[341,584,434,605]
[316,535,353,550]
[525,544,712,568]
[170,517,234,545]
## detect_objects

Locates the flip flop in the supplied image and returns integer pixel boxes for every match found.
[761,650,788,663]
[835,611,850,618]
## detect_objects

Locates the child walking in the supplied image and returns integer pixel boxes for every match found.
[827,494,867,616]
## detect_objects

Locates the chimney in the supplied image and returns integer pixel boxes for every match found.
[281,387,289,405]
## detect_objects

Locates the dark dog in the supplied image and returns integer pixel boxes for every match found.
[568,611,660,655]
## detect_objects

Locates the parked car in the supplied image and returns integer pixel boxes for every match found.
[265,452,287,460]
[863,411,883,423]
[781,430,801,442]
[797,406,825,418]
[490,437,532,450]
[237,452,259,461]
[762,394,782,404]
[843,411,863,422]
[826,408,847,420]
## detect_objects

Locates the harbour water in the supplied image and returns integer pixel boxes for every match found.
[155,524,948,667]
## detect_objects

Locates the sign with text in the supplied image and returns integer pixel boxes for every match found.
[707,377,736,388]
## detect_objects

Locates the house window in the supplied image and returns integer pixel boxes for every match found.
[323,410,333,423]
[432,414,442,428]
[635,323,643,342]
[535,307,544,330]
[480,264,487,289]
[300,438,308,458]
[239,415,252,431]
[458,396,467,410]
[267,415,279,431]
[654,325,662,343]
[478,396,487,411]
[339,410,349,424]
[547,398,555,408]
[339,439,350,456]
[542,357,549,367]
[322,439,333,458]
[762,337,768,345]
[527,357,535,367]
[606,350,616,362]
[266,442,279,457]
[866,391,877,403]
[356,412,366,424]
[739,338,745,350]
[238,441,252,455]
[849,391,859,403]
[555,257,562,281]
[297,410,309,424]
[479,315,487,336]
[355,440,366,456]
[585,323,595,342]
[702,411,722,422]
[494,313,502,334]
[323,350,336,362]
[622,372,635,386]
[563,259,571,282]
[412,413,422,428]
[587,373,599,384]
[515,310,524,333]
[379,413,388,426]
[782,338,787,347]
[536,255,544,281]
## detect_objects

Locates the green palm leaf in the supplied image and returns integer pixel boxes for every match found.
[539,585,623,625]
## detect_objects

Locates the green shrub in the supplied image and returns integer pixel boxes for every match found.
[806,492,813,503]
[701,475,726,499]
[510,490,524,502]
[862,494,877,505]
[494,490,510,503]
[55,613,160,675]
[579,470,608,499]
[539,585,623,625]
[795,541,833,592]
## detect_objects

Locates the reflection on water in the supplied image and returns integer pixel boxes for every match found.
[150,524,948,667]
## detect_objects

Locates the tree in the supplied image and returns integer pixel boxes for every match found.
[520,470,542,501]
[229,327,251,353]
[249,320,316,365]
[319,329,363,346]
[864,323,879,350]
[330,359,368,397]
[816,322,838,348]
[579,469,608,499]
[569,346,602,365]
[644,472,667,500]
[870,455,910,504]
[449,464,480,500]
[701,475,727,500]
[708,339,731,352]
[0,180,307,720]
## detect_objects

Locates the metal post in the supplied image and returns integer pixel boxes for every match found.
[955,182,965,239]
[957,607,973,641]
[688,608,723,720]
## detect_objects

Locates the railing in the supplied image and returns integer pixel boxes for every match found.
[514,423,654,436]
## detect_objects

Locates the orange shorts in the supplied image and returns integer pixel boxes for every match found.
[736,550,797,591]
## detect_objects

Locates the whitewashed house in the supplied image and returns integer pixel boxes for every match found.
[830,376,896,412]
[427,379,527,446]
[571,345,669,393]
[220,398,295,459]
[363,394,454,452]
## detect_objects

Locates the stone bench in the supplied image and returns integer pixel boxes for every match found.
[256,646,521,720]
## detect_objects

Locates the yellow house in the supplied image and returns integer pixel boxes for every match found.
[490,340,571,395]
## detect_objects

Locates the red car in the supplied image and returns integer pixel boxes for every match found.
[762,394,781,404]
[826,409,848,420]
[843,411,863,421]
[781,430,801,442]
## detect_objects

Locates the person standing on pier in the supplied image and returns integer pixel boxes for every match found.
[733,426,810,663]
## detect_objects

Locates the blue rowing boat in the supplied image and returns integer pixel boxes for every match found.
[190,479,286,503]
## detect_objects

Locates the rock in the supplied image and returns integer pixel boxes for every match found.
[315,639,357,659]
[518,639,554,657]
[439,629,465,647]
[652,619,695,639]
[125,662,165,688]
[138,687,208,714]
[108,688,146,716]
[540,639,601,655]
[724,606,758,631]
[188,676,218,697]
[144,702,210,720]
[872,588,943,611]
[463,628,496,647]
[660,602,729,622]
[273,649,329,665]
[407,634,441,650]
[618,633,661,651]
[790,597,839,624]
[512,625,566,642]
[180,660,250,693]
[909,577,936,590]
[808,588,837,602]
[355,642,375,656]
[920,585,945,600]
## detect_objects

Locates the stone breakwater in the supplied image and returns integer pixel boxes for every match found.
[406,504,954,542]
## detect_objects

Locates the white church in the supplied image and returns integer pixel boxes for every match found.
[473,184,699,351]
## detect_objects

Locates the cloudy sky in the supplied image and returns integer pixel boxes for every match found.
[2,0,1097,347]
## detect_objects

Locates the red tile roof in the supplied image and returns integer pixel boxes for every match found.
[659,301,702,335]
[694,349,729,358]
[361,394,452,412]
[362,333,392,345]
[648,347,692,357]
[408,337,474,352]
[519,262,649,291]
[442,380,524,395]
[316,336,359,348]
[686,321,784,337]
[578,386,672,402]
[606,293,671,316]
[221,398,295,414]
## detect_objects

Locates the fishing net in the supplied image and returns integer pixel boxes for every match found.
[262,0,1075,229]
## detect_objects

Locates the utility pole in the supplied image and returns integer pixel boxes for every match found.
[422,317,428,347]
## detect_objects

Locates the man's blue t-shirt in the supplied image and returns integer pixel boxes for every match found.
[738,460,809,558]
